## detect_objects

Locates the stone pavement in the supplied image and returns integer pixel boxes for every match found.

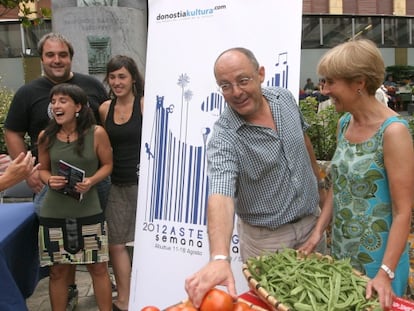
[26,265,116,311]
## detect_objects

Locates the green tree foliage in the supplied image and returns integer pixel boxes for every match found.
[301,96,414,162]
[0,77,13,154]
[299,96,342,161]
[407,118,414,143]
[0,0,51,27]
[385,65,414,83]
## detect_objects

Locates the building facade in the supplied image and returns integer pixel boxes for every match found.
[0,0,413,91]
[300,0,414,88]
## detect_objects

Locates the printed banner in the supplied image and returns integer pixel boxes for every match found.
[130,1,303,309]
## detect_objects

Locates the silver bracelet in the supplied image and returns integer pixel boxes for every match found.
[210,255,231,262]
[380,263,395,280]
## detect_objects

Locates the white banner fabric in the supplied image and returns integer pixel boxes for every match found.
[130,1,303,309]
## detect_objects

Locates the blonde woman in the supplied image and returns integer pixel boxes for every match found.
[300,39,414,310]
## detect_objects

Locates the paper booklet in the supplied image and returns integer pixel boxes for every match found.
[57,160,85,201]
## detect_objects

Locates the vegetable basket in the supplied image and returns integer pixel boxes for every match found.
[242,249,380,311]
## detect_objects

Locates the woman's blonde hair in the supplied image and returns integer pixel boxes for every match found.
[317,39,385,95]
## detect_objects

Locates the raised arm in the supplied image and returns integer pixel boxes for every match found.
[5,129,44,193]
[185,194,237,308]
[0,151,38,191]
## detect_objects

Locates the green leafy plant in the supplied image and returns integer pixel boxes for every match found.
[0,77,13,154]
[407,118,414,141]
[0,0,51,27]
[385,65,414,83]
[299,96,342,161]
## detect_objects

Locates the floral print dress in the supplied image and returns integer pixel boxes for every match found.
[330,113,409,295]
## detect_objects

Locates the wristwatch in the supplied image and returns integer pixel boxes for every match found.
[380,264,395,280]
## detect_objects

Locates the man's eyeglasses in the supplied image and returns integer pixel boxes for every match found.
[218,77,253,94]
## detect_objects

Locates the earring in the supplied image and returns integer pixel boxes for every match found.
[132,83,137,96]
[357,89,362,95]
[75,112,79,118]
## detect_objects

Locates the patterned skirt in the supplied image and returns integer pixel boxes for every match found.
[38,213,109,266]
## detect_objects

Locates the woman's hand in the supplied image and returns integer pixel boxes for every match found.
[75,177,93,194]
[366,272,394,310]
[1,151,40,192]
[298,230,323,255]
[0,154,11,173]
[47,175,67,190]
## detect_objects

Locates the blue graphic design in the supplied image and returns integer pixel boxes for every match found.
[267,52,288,88]
[144,52,289,225]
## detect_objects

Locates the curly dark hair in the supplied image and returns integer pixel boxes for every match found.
[38,83,96,156]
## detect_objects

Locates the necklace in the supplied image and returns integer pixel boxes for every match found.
[60,128,75,144]
[120,113,126,122]
[116,97,134,123]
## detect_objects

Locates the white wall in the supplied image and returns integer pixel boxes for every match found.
[380,48,397,69]
[408,48,414,66]
[300,49,328,89]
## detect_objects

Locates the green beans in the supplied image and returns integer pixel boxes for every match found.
[245,249,381,311]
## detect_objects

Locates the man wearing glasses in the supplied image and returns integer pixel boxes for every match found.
[185,47,325,307]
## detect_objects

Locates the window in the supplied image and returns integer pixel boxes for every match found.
[302,15,414,49]
[354,16,382,43]
[22,20,52,56]
[322,16,352,47]
[0,22,21,58]
[302,16,321,48]
[395,18,410,47]
[0,20,51,58]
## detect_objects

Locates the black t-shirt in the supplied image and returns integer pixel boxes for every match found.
[4,73,108,157]
[105,97,142,184]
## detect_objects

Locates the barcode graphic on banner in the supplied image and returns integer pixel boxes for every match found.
[144,92,221,226]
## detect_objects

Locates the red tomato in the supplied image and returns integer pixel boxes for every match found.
[165,302,189,311]
[141,306,161,311]
[233,301,251,311]
[181,300,197,311]
[200,288,233,311]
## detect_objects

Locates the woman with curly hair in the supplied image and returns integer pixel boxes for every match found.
[37,83,113,311]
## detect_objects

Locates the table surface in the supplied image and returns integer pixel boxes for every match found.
[0,202,38,311]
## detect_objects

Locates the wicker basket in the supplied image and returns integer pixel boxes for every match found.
[241,265,291,311]
[242,251,375,311]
